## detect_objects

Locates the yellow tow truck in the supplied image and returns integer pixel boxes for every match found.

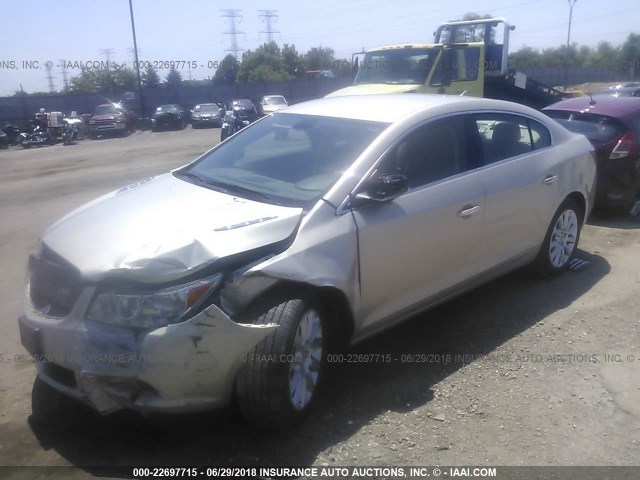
[328,18,569,109]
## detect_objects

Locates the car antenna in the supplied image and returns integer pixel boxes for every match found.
[588,93,595,106]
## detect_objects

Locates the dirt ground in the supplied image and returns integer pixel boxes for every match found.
[0,129,638,478]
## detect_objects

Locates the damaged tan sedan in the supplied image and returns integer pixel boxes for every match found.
[19,94,596,427]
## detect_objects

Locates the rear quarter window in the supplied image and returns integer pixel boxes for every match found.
[528,119,551,149]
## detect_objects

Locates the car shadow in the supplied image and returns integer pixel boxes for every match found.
[28,251,610,471]
[587,208,640,230]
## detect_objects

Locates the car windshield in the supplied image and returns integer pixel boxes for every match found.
[194,104,219,113]
[264,97,286,105]
[157,105,179,113]
[545,110,627,144]
[354,47,440,85]
[233,100,254,108]
[95,105,118,115]
[176,113,389,208]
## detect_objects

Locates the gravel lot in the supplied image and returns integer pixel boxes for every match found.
[0,129,639,476]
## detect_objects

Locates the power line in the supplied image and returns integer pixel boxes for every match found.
[259,10,280,43]
[221,9,245,60]
[100,48,115,65]
[59,59,68,92]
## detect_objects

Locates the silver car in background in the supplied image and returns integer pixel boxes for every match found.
[19,94,596,428]
[259,95,288,115]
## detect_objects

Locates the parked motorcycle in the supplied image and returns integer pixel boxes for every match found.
[20,125,56,148]
[62,118,82,145]
[220,99,259,141]
[1,125,22,146]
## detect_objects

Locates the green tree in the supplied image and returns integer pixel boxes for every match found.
[68,62,137,93]
[165,68,183,86]
[213,54,239,84]
[620,33,640,77]
[282,43,305,78]
[584,41,621,69]
[237,42,292,83]
[69,68,98,93]
[142,66,160,87]
[304,46,335,71]
[509,45,541,69]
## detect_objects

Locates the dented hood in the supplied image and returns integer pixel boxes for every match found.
[42,173,303,283]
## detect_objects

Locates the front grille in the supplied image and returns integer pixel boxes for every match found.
[95,119,113,126]
[29,246,83,318]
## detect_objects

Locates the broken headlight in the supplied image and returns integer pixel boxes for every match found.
[86,274,222,329]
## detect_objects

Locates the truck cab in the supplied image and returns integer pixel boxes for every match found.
[328,18,566,109]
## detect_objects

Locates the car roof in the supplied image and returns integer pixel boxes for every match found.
[279,94,547,124]
[543,96,640,119]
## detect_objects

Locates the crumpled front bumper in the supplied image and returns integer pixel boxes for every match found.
[19,287,277,414]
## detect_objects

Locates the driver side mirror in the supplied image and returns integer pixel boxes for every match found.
[353,174,408,205]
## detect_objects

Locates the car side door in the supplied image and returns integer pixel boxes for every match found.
[471,113,559,273]
[351,115,485,334]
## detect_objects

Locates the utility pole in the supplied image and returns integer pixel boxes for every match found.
[221,9,245,60]
[128,0,146,118]
[564,0,577,90]
[258,10,280,43]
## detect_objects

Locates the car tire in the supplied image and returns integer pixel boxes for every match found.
[236,297,327,428]
[532,198,583,276]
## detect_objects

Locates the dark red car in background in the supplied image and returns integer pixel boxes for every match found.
[544,97,640,213]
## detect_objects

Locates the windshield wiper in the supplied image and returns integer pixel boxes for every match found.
[174,170,218,189]
[175,170,276,203]
[210,180,275,203]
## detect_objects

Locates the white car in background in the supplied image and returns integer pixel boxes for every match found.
[259,95,288,115]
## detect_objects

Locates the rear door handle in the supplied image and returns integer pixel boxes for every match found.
[543,175,558,185]
[457,205,480,218]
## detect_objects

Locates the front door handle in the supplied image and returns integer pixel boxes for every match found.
[457,205,480,218]
[543,174,558,185]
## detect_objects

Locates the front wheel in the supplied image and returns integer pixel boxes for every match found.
[532,198,583,276]
[236,297,327,428]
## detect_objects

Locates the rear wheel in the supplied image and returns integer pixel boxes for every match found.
[236,297,327,428]
[532,198,583,276]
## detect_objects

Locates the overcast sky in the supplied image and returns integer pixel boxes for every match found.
[0,0,636,96]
